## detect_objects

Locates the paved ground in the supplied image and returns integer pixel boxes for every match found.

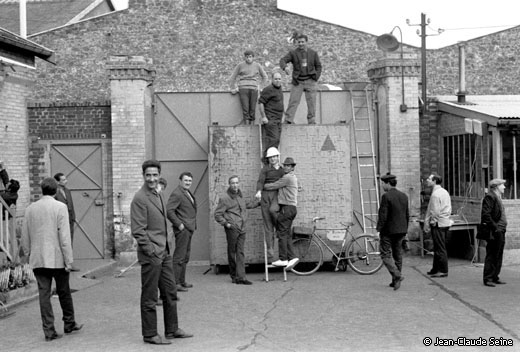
[1,255,519,352]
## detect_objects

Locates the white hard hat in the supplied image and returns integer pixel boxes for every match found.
[265,147,280,158]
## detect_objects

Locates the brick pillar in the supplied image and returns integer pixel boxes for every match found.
[367,51,422,216]
[107,56,155,259]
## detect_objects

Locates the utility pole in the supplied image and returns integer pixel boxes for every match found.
[421,13,426,110]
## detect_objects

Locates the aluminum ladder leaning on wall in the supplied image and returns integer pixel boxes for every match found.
[350,89,379,234]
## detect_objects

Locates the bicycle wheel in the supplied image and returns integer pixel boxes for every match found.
[291,237,323,276]
[346,234,383,275]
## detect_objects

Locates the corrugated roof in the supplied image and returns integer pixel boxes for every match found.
[435,95,520,121]
[0,0,114,36]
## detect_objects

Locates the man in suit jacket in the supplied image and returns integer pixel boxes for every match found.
[376,173,409,291]
[131,160,192,345]
[54,173,78,271]
[478,178,508,287]
[279,33,322,125]
[21,177,83,341]
[166,171,197,291]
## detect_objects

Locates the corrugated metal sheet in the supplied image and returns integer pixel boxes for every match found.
[435,95,520,120]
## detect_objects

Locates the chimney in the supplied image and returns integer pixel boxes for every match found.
[20,0,27,39]
[456,43,467,103]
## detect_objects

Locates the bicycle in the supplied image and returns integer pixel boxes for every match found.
[290,217,383,276]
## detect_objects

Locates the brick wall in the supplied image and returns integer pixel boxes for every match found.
[25,0,520,104]
[27,101,112,201]
[0,66,35,217]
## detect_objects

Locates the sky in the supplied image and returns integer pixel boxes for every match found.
[277,0,520,49]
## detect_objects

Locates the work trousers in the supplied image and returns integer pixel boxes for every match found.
[431,225,449,274]
[483,230,505,282]
[379,233,405,280]
[262,121,282,155]
[276,204,297,261]
[172,228,193,285]
[260,190,279,260]
[238,88,258,122]
[33,268,76,338]
[138,251,178,337]
[284,79,317,124]
[225,227,246,281]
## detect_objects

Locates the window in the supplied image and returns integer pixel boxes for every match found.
[500,130,520,199]
[443,134,486,199]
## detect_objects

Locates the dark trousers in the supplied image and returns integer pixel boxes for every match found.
[262,121,282,155]
[138,251,178,337]
[277,204,297,261]
[33,268,76,338]
[379,233,405,280]
[260,190,279,260]
[431,225,449,273]
[225,227,246,280]
[483,230,505,282]
[238,88,258,122]
[70,220,75,247]
[172,228,193,285]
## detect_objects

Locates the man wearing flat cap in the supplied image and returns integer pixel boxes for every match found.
[264,157,299,270]
[376,173,409,290]
[478,179,507,287]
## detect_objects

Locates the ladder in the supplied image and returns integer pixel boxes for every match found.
[349,89,379,234]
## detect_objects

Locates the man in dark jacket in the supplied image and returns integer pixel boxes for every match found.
[279,33,322,125]
[215,175,258,285]
[376,173,409,290]
[166,172,197,292]
[478,178,507,287]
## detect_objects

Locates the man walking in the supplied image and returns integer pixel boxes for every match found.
[215,175,259,285]
[167,172,197,292]
[279,33,322,124]
[376,173,409,290]
[255,147,285,263]
[131,160,192,345]
[54,173,78,271]
[424,173,452,278]
[478,179,508,287]
[21,177,83,341]
[264,157,299,269]
[259,72,284,155]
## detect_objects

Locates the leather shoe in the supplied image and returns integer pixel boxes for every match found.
[181,282,193,288]
[430,272,448,278]
[393,276,404,291]
[45,333,62,341]
[484,281,496,287]
[143,335,172,344]
[64,323,84,334]
[493,280,506,285]
[165,328,193,339]
[176,285,188,292]
[236,279,253,285]
[426,270,437,276]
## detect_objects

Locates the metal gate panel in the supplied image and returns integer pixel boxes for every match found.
[50,143,105,259]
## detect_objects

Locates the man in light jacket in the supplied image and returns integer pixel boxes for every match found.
[21,177,83,341]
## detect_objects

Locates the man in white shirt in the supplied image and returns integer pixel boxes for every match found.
[424,174,452,278]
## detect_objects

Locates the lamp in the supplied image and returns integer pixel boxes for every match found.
[376,26,407,112]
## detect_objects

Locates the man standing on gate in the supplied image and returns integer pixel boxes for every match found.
[264,157,299,269]
[131,160,192,345]
[376,173,409,290]
[54,173,78,271]
[21,177,83,341]
[259,72,284,156]
[167,172,197,292]
[424,173,452,278]
[478,178,508,287]
[279,33,322,125]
